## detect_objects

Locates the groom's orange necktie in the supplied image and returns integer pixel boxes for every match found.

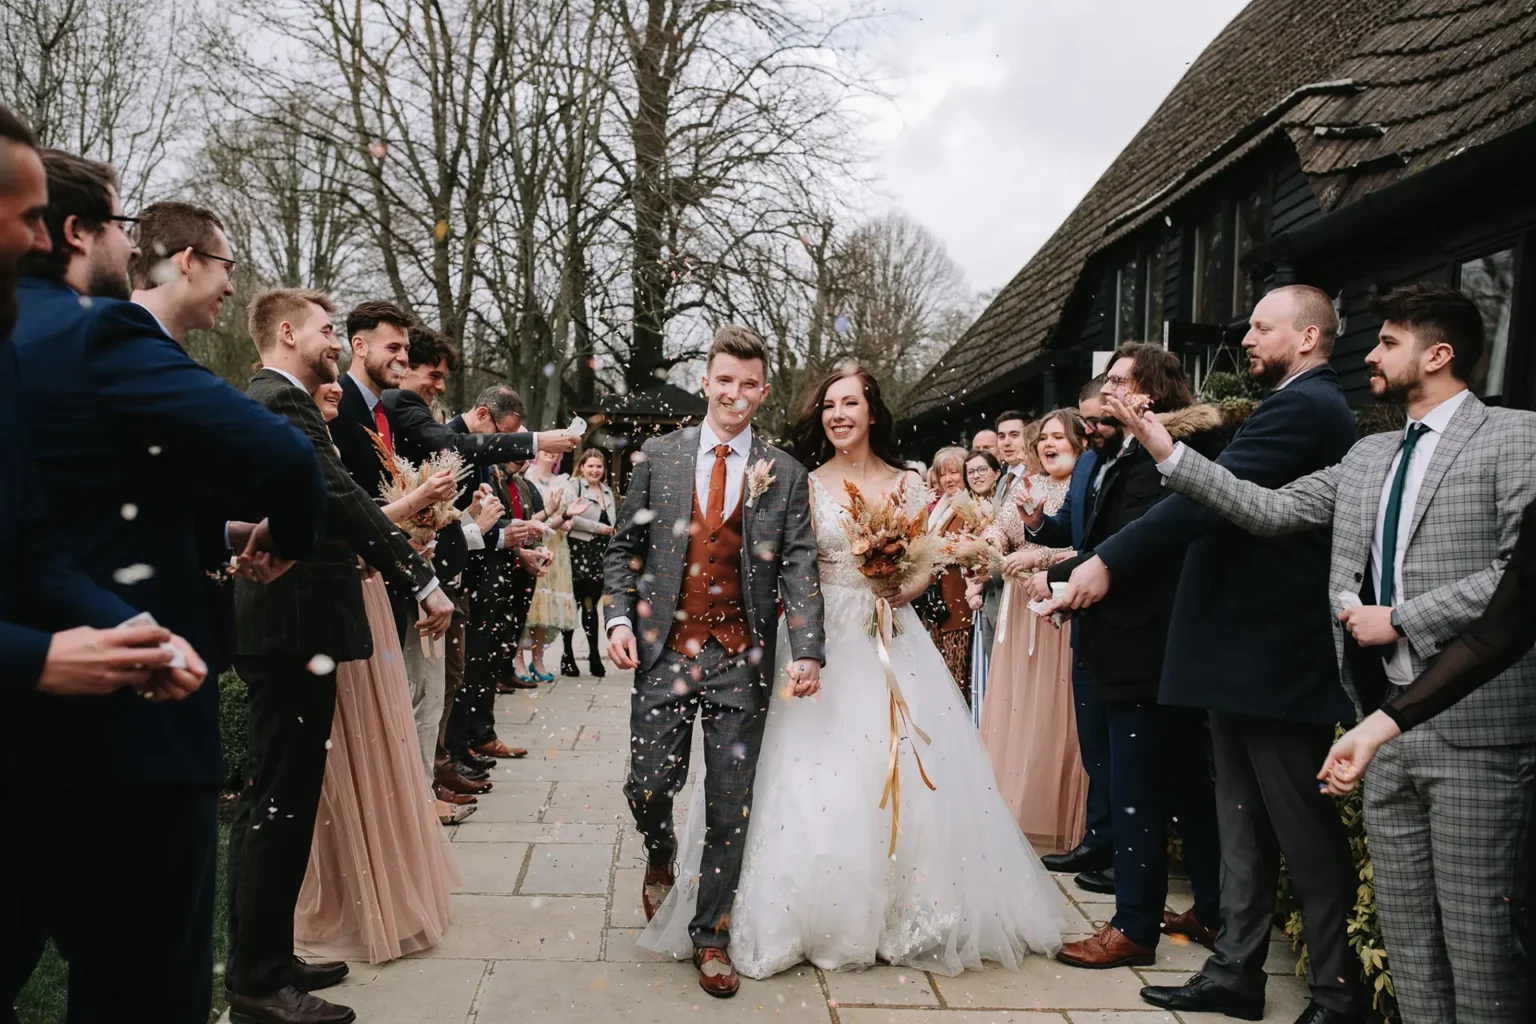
[706,444,732,530]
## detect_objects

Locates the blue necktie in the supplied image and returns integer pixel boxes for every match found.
[1378,423,1430,608]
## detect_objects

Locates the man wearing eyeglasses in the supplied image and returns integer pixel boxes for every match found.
[5,150,325,1024]
[129,201,237,343]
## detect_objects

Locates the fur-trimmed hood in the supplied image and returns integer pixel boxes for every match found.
[1156,401,1251,440]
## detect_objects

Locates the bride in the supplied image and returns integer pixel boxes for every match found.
[641,362,1065,979]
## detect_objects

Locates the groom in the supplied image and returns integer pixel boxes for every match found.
[604,325,823,998]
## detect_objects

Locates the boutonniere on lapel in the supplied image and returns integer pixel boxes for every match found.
[745,458,776,508]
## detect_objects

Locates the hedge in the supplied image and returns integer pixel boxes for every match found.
[218,669,250,793]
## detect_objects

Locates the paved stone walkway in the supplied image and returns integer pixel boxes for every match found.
[264,661,1310,1023]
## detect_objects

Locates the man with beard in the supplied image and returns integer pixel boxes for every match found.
[1117,282,1536,1024]
[1051,287,1363,1023]
[4,148,325,1024]
[226,289,446,1024]
[1023,375,1117,893]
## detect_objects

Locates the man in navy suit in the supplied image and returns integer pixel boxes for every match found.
[1059,287,1362,1023]
[1023,375,1116,886]
[5,147,324,1024]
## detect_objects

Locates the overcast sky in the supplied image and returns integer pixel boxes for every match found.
[860,0,1251,295]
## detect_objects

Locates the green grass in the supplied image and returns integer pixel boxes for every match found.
[14,824,232,1024]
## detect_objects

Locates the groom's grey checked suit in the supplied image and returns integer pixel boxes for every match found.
[1162,391,1536,1023]
[604,424,823,951]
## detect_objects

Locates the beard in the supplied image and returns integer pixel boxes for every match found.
[85,260,132,302]
[0,261,17,338]
[1374,372,1416,406]
[307,349,339,385]
[363,350,403,390]
[1249,354,1293,389]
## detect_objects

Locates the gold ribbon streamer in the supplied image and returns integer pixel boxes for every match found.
[873,597,936,857]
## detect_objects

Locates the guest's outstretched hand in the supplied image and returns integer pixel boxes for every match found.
[1319,709,1402,796]
[1014,477,1044,530]
[1104,394,1174,463]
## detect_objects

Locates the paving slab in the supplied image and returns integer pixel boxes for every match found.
[324,959,485,1021]
[932,959,1151,1011]
[519,842,614,895]
[406,894,604,961]
[451,821,616,845]
[823,966,941,1007]
[449,842,529,895]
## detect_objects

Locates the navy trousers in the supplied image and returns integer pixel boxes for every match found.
[1105,700,1222,947]
[1072,672,1112,853]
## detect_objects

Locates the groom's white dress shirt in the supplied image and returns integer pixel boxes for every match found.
[606,420,753,636]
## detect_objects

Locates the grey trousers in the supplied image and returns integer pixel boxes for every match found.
[624,637,767,952]
[1364,726,1536,1024]
[1201,712,1360,1013]
[404,632,447,787]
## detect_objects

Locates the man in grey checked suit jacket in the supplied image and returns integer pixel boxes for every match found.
[1114,283,1536,1024]
[603,326,823,998]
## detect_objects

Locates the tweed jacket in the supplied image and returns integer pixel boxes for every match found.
[603,426,825,676]
[1164,392,1536,746]
[233,369,434,661]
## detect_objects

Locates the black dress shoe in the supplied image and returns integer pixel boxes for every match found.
[561,655,581,677]
[588,658,606,678]
[289,957,348,992]
[458,751,496,772]
[1074,867,1115,895]
[228,985,356,1024]
[454,763,491,782]
[1140,974,1263,1020]
[1292,1003,1363,1024]
[1042,843,1113,874]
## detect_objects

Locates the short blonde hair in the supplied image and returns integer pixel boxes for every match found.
[248,288,335,352]
[931,446,968,480]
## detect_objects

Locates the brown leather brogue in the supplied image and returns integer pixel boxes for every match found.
[434,764,491,795]
[641,861,675,921]
[693,946,740,998]
[473,739,528,759]
[432,785,477,806]
[1162,908,1220,950]
[1055,925,1156,969]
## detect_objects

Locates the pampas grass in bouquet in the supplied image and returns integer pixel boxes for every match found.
[368,429,472,545]
[841,479,946,635]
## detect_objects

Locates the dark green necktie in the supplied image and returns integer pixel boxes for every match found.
[1378,423,1430,608]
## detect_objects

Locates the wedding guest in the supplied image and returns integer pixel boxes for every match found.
[229,288,449,1024]
[519,447,579,681]
[1125,284,1536,1022]
[128,201,236,341]
[976,411,1085,854]
[994,411,1029,502]
[563,448,618,678]
[6,148,324,1024]
[1067,288,1360,1021]
[972,429,999,459]
[295,375,462,962]
[924,446,978,700]
[446,386,548,766]
[1032,344,1224,970]
[1028,377,1115,887]
[962,448,1002,722]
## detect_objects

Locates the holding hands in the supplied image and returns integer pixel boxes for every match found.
[785,658,821,698]
[1318,709,1402,796]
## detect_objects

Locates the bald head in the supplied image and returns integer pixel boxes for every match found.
[1269,284,1338,356]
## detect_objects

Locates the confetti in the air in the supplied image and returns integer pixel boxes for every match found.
[112,563,155,585]
[307,654,336,675]
[120,503,138,520]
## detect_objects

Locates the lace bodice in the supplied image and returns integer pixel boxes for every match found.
[984,474,1071,557]
[810,472,928,589]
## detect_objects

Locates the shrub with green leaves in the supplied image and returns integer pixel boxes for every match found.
[218,669,249,793]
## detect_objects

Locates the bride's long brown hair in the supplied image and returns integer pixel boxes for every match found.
[790,362,904,471]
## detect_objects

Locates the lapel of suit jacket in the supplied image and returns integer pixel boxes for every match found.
[1072,449,1098,541]
[1405,392,1486,546]
[1085,441,1135,537]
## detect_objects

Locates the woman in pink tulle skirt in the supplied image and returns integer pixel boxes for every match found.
[974,410,1089,855]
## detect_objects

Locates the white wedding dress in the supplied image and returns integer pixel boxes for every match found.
[640,474,1065,978]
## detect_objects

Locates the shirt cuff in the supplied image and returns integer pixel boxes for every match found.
[529,431,538,454]
[606,615,631,634]
[415,577,441,602]
[462,522,485,551]
[1156,441,1186,476]
[224,522,232,550]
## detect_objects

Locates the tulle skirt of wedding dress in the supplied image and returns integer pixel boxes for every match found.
[639,582,1066,979]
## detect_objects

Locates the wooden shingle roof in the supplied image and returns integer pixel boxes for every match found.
[904,0,1529,419]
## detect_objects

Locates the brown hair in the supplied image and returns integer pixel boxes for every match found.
[0,105,38,188]
[345,299,412,341]
[707,323,768,371]
[1270,284,1339,355]
[575,447,608,479]
[1020,418,1044,475]
[1112,341,1194,412]
[18,150,119,280]
[790,362,902,471]
[248,287,336,352]
[406,324,462,372]
[1370,282,1485,382]
[1078,374,1107,403]
[995,408,1028,432]
[128,201,227,290]
[1036,407,1088,457]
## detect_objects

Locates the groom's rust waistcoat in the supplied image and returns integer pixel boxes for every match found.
[667,492,749,658]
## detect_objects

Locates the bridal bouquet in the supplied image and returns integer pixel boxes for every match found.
[369,431,471,545]
[841,479,946,590]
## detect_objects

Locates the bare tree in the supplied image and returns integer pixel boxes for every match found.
[1,0,193,205]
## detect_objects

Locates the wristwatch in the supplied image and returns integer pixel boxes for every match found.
[1390,608,1406,638]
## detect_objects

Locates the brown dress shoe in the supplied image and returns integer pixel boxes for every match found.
[434,764,491,794]
[642,862,675,921]
[1055,925,1155,969]
[693,946,740,998]
[433,785,477,806]
[497,678,538,692]
[228,985,356,1024]
[473,739,528,759]
[289,956,348,992]
[1162,908,1220,950]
